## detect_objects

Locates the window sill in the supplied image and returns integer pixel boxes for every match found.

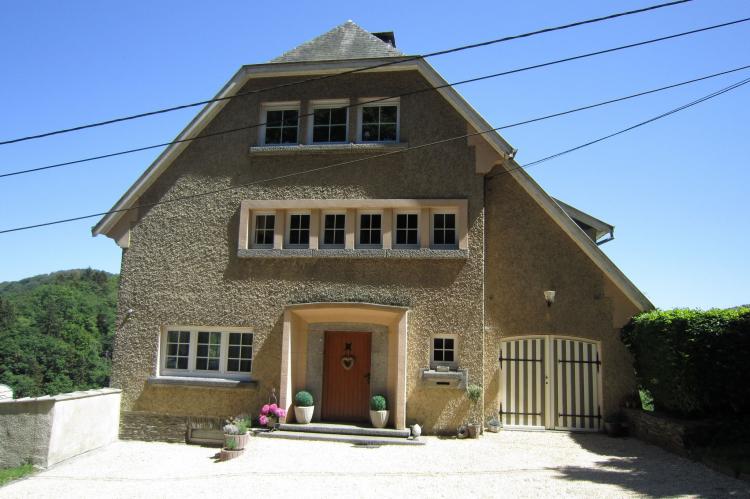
[238,248,468,259]
[249,142,409,155]
[147,376,258,389]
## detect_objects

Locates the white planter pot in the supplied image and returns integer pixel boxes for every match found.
[294,405,314,424]
[370,410,389,428]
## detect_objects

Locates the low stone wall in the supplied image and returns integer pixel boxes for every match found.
[624,408,709,457]
[0,388,121,468]
[120,411,225,444]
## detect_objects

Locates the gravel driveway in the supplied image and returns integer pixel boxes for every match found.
[2,431,747,498]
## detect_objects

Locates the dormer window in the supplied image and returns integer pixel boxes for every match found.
[261,103,299,145]
[359,99,399,142]
[312,102,348,143]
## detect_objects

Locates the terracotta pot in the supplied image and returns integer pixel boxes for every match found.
[224,432,250,450]
[219,448,244,461]
[294,405,314,424]
[370,410,389,428]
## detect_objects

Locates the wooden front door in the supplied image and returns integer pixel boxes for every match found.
[322,331,372,422]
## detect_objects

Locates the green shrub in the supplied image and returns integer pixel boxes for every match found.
[225,437,237,450]
[294,390,314,407]
[370,394,387,411]
[621,307,750,418]
[466,384,482,405]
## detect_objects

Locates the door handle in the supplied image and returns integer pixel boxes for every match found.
[364,373,371,385]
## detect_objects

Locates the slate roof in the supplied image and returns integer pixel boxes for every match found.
[271,21,403,63]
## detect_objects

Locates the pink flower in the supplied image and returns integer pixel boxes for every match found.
[276,409,287,419]
[269,403,278,412]
[259,415,268,426]
[261,404,270,415]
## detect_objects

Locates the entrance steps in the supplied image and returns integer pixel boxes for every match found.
[255,422,424,446]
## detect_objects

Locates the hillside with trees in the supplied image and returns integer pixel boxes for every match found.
[0,269,118,398]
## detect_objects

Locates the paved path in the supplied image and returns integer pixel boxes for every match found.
[2,431,747,498]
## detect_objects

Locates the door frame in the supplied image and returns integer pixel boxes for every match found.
[499,335,603,430]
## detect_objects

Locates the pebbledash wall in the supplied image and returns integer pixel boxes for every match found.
[0,389,121,468]
[113,70,485,437]
[111,69,640,438]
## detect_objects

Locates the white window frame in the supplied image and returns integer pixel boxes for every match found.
[357,98,400,143]
[159,326,254,380]
[251,211,276,249]
[320,210,347,249]
[393,210,420,249]
[259,101,301,146]
[307,99,350,144]
[430,208,459,249]
[356,210,384,249]
[286,211,311,248]
[430,334,458,370]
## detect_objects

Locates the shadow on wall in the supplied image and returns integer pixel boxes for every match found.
[406,387,467,435]
[550,432,749,497]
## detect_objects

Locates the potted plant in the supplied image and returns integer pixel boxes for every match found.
[369,394,389,428]
[466,384,482,438]
[604,411,627,437]
[222,416,250,450]
[259,403,287,430]
[294,390,314,424]
[219,435,243,461]
[487,416,501,433]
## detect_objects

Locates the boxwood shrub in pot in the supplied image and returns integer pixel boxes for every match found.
[370,394,389,428]
[294,390,315,424]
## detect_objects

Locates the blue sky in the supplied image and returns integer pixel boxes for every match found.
[0,0,747,309]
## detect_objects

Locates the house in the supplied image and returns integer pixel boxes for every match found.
[93,21,651,440]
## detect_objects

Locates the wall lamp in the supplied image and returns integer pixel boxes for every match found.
[544,290,556,307]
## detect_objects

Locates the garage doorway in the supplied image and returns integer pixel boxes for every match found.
[499,336,601,431]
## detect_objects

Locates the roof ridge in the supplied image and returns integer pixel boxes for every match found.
[270,20,402,63]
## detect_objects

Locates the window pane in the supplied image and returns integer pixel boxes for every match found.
[265,127,281,144]
[198,332,208,343]
[334,230,344,245]
[208,359,220,370]
[445,338,454,349]
[380,124,396,141]
[445,214,456,228]
[196,358,207,370]
[370,231,381,245]
[229,346,240,358]
[300,215,310,229]
[325,214,335,229]
[266,110,283,127]
[396,231,406,245]
[166,357,176,369]
[361,124,378,141]
[265,216,275,230]
[330,107,347,124]
[434,350,444,361]
[299,230,309,245]
[179,331,190,342]
[435,231,444,245]
[240,360,252,372]
[168,331,178,343]
[289,231,299,244]
[228,359,239,371]
[177,357,188,369]
[396,214,406,229]
[445,231,456,245]
[329,125,346,142]
[313,126,329,142]
[434,338,443,349]
[241,334,252,346]
[444,351,454,362]
[313,108,330,125]
[167,344,177,356]
[362,107,378,123]
[229,333,240,345]
[434,214,444,229]
[408,214,418,228]
[283,110,298,126]
[407,230,417,245]
[197,345,208,357]
[370,215,381,229]
[178,344,189,356]
[380,106,397,123]
[281,127,297,144]
[360,230,370,244]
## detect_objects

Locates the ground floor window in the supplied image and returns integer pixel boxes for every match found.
[431,335,457,369]
[161,328,253,378]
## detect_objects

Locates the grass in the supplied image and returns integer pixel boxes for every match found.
[0,464,35,486]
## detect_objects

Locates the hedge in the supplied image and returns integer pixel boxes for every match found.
[621,307,750,418]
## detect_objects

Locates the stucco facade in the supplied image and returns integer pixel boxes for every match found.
[98,22,650,439]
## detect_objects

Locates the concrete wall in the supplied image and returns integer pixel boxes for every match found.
[0,389,121,468]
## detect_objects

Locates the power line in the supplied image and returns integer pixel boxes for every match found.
[4,18,749,180]
[0,0,694,146]
[1,74,747,236]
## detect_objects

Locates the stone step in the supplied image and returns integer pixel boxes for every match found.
[277,422,411,439]
[256,429,425,446]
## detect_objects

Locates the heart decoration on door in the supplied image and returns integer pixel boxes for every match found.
[340,342,356,370]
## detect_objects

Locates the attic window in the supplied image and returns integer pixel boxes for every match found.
[261,103,300,145]
[359,100,399,142]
